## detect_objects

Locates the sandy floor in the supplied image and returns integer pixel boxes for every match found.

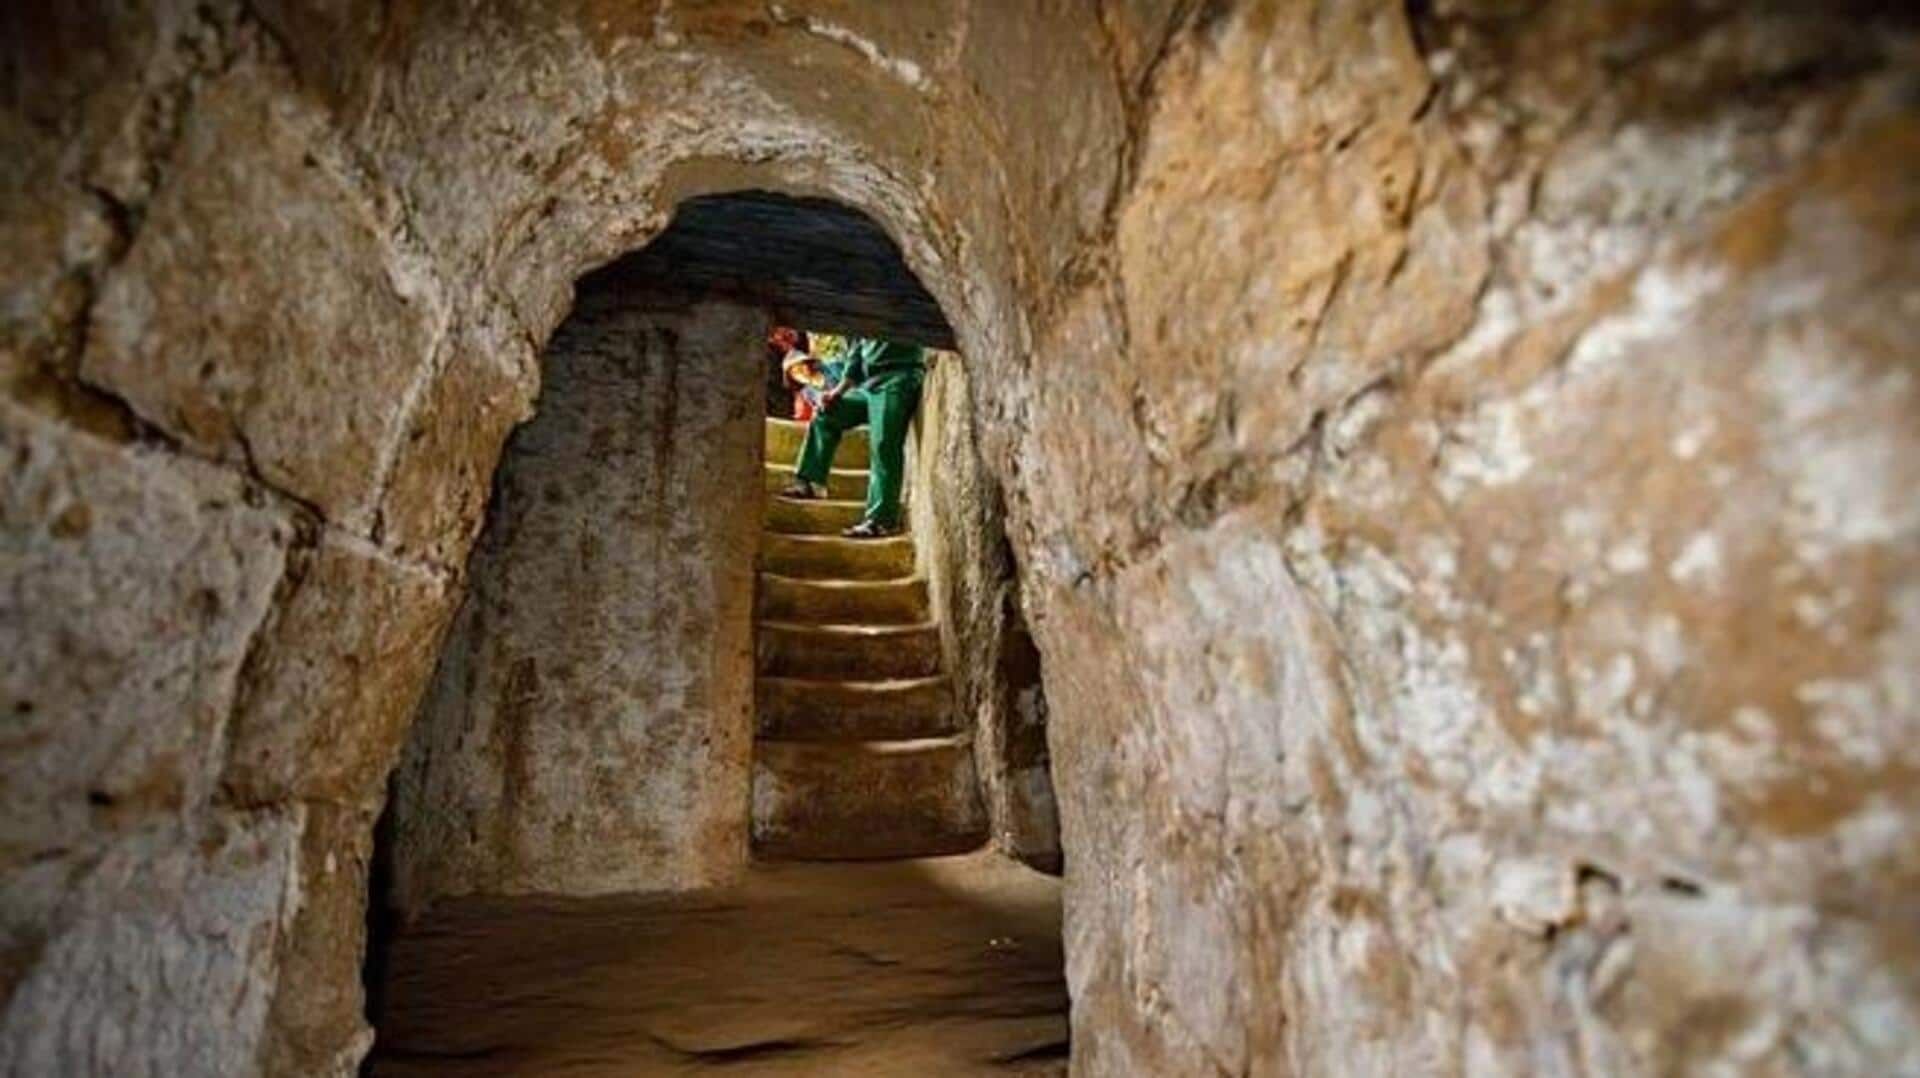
[366,853,1068,1076]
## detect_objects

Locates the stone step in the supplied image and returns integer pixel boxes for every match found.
[752,735,988,860]
[757,675,958,741]
[762,462,868,501]
[757,621,941,680]
[758,573,930,625]
[764,497,871,536]
[765,416,869,468]
[760,533,914,581]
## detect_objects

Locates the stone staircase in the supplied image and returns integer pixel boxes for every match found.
[753,417,987,860]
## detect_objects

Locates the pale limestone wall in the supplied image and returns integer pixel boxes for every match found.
[1,4,1048,1071]
[390,295,762,911]
[994,4,1920,1074]
[4,2,1919,1076]
[1,7,510,1074]
[907,352,1061,872]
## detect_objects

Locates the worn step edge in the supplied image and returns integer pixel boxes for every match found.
[760,534,916,581]
[756,620,941,679]
[758,619,939,636]
[757,573,930,623]
[761,462,868,501]
[764,733,965,755]
[756,674,957,741]
[763,497,871,535]
[751,734,987,861]
[759,572,930,589]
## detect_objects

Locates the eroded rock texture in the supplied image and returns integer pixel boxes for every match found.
[392,295,762,911]
[1011,4,1920,1074]
[3,0,1917,1075]
[910,352,1062,872]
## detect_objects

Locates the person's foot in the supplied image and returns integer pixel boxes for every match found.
[780,478,826,500]
[841,519,900,540]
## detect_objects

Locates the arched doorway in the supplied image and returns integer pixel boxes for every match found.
[364,191,1065,1073]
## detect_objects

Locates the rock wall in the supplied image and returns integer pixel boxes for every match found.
[907,352,1061,872]
[4,1,1918,1075]
[995,3,1920,1074]
[390,294,762,912]
[2,5,518,1073]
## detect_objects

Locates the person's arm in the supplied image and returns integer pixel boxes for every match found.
[824,340,870,405]
[845,340,876,386]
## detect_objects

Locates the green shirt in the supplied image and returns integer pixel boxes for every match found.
[840,338,926,388]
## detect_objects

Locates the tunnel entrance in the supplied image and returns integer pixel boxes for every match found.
[362,192,1066,1074]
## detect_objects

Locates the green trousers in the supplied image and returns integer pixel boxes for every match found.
[794,370,922,528]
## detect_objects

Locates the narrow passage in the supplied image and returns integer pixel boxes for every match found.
[369,412,1067,1075]
[752,414,985,859]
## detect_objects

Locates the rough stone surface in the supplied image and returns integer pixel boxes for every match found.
[0,810,303,1077]
[389,296,762,912]
[257,802,379,1078]
[1007,5,1920,1075]
[4,1,1919,1074]
[221,533,453,807]
[81,52,441,528]
[374,303,539,569]
[1,399,291,864]
[909,353,1061,872]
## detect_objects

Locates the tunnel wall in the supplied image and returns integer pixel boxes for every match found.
[0,3,1072,1071]
[1000,4,1920,1075]
[907,352,1061,872]
[4,2,1919,1076]
[389,294,762,913]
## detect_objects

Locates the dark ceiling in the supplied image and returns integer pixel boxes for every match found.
[587,190,957,350]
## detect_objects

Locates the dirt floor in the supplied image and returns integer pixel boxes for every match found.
[366,853,1068,1076]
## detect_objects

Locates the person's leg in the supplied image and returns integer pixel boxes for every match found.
[794,387,869,485]
[860,374,921,528]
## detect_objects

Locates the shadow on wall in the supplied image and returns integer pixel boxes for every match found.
[995,588,1060,875]
[909,351,1063,874]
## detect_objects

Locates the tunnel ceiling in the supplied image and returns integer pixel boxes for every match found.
[591,190,958,350]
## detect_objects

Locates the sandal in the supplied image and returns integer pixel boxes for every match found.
[842,519,900,540]
[780,478,826,500]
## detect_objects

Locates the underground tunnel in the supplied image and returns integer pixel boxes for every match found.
[360,190,1066,1073]
[4,2,1920,1076]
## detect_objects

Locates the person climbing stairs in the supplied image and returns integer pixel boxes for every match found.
[753,415,988,859]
